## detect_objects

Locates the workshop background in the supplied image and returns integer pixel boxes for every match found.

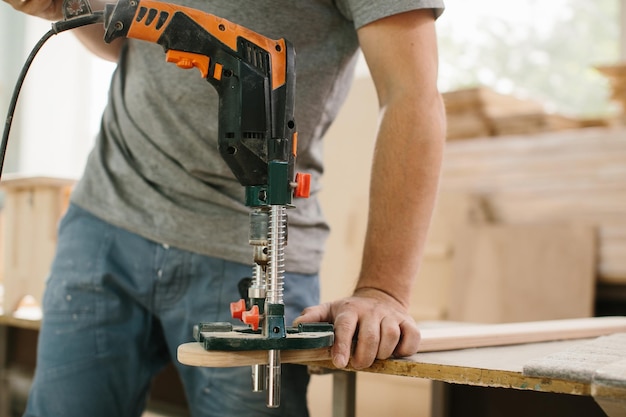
[1,0,626,416]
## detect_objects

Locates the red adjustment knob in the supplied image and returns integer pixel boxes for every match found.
[294,172,311,198]
[242,305,260,331]
[230,299,247,320]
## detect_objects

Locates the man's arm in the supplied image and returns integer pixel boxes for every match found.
[295,8,446,369]
[3,0,124,61]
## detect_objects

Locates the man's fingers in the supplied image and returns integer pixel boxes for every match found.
[331,310,358,368]
[351,318,380,369]
[292,303,330,325]
[393,319,421,357]
[376,316,401,360]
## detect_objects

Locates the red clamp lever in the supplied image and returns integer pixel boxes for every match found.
[242,305,260,331]
[230,299,247,320]
[294,172,311,198]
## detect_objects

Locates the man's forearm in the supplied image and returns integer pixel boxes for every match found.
[3,0,123,62]
[73,0,124,62]
[355,88,446,308]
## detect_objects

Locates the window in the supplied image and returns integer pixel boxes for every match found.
[437,0,621,117]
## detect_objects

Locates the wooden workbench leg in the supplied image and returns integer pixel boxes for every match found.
[430,381,451,417]
[0,325,10,417]
[594,398,626,417]
[332,371,356,417]
[591,354,626,417]
[593,386,626,417]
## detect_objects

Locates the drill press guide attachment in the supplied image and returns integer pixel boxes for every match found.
[193,322,334,351]
[98,0,335,407]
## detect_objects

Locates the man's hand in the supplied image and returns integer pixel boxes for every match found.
[294,287,421,369]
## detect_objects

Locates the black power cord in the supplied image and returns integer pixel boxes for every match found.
[0,12,104,180]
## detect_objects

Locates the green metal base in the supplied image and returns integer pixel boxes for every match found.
[194,322,334,351]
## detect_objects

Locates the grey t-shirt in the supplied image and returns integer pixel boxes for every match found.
[71,0,444,274]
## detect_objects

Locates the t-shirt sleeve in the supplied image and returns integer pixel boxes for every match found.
[335,0,445,29]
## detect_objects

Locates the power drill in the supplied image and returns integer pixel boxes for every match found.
[100,0,334,408]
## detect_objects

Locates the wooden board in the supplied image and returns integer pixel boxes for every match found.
[491,112,581,136]
[441,86,585,140]
[410,193,489,321]
[448,223,596,323]
[177,316,626,368]
[443,87,544,117]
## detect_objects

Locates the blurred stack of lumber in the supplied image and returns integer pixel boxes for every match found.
[596,62,626,122]
[439,126,626,285]
[443,86,606,140]
[408,125,626,323]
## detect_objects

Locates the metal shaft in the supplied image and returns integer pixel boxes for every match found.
[267,349,281,408]
[251,363,267,392]
[266,205,286,407]
[249,208,270,393]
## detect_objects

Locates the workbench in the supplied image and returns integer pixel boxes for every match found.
[313,336,625,417]
[4,313,626,417]
[177,317,626,417]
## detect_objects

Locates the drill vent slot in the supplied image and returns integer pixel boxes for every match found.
[239,39,270,73]
[156,11,169,29]
[135,7,168,29]
[145,8,158,25]
[243,132,265,139]
[135,6,147,22]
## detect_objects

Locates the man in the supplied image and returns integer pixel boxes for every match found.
[3,0,446,415]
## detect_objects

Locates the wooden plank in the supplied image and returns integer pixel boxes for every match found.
[177,317,626,368]
[445,112,490,140]
[443,126,626,152]
[177,343,333,368]
[448,223,596,323]
[442,87,590,139]
[410,193,489,321]
[418,317,626,352]
[443,87,544,117]
[491,113,581,136]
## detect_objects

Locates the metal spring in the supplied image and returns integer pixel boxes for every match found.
[252,264,262,288]
[267,205,286,305]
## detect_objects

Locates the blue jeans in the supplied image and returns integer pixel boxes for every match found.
[24,204,319,417]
